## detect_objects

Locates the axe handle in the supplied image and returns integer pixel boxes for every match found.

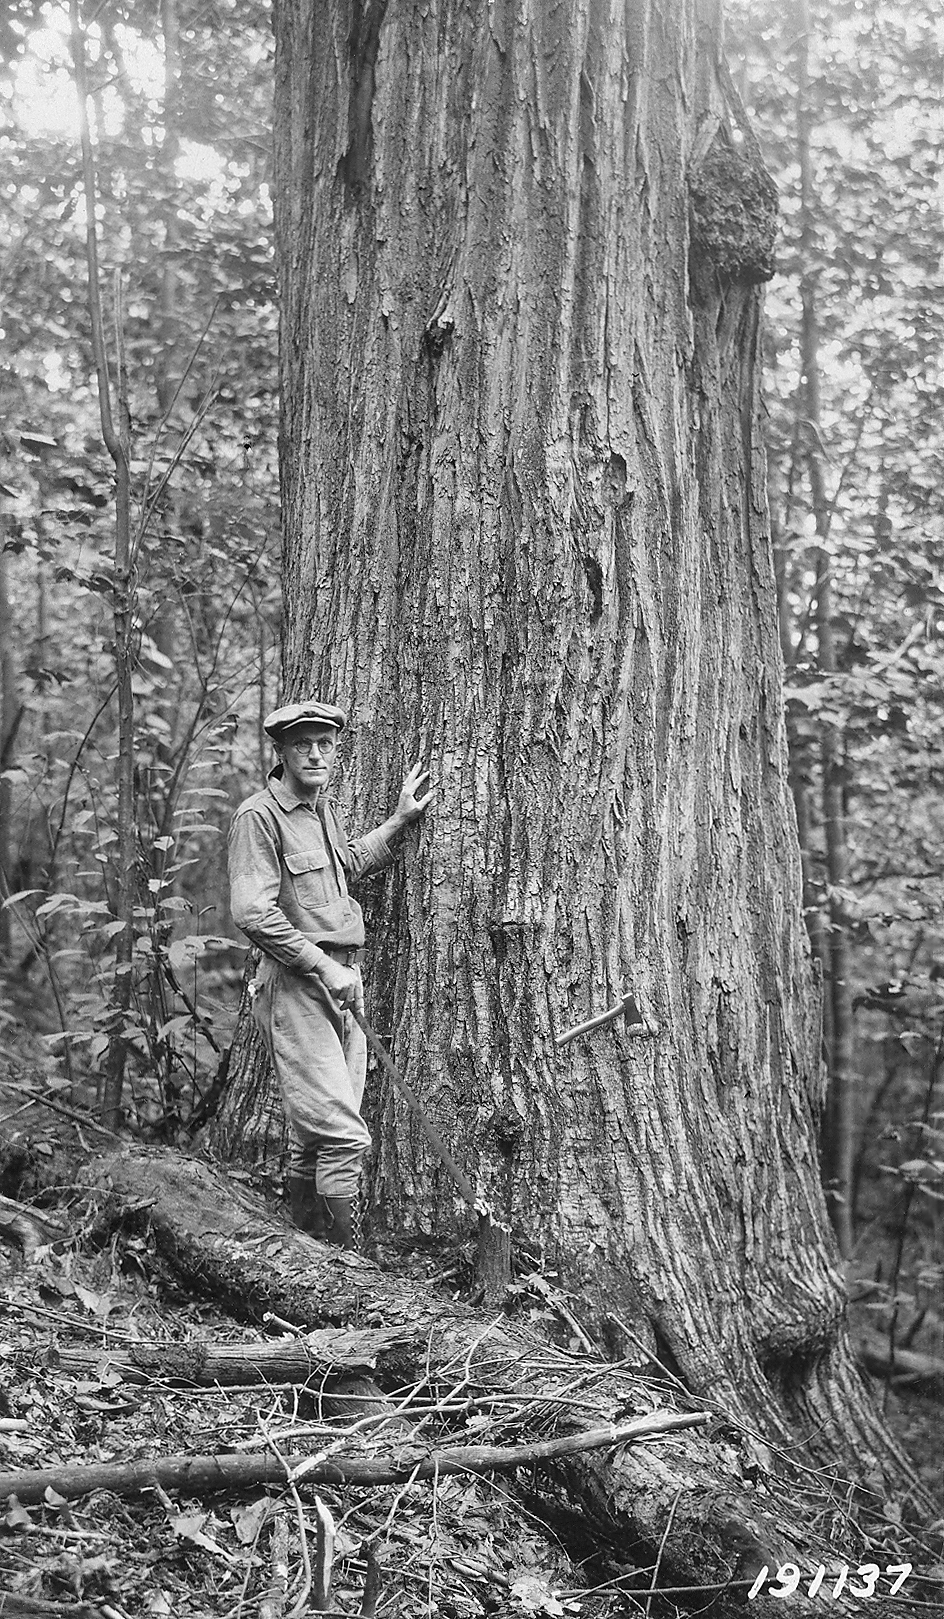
[555,997,642,1049]
[351,1007,479,1212]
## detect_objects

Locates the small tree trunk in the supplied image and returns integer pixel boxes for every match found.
[69,1,137,1131]
[208,969,287,1171]
[0,531,19,958]
[795,1,856,1258]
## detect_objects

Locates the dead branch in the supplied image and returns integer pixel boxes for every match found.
[0,1195,66,1259]
[0,1413,708,1507]
[48,1327,418,1388]
[258,1514,289,1619]
[0,1595,116,1618]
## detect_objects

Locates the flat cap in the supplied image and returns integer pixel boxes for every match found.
[263,700,347,740]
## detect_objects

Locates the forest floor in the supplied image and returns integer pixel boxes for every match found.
[0,1130,605,1619]
[0,1236,600,1619]
[0,1028,941,1619]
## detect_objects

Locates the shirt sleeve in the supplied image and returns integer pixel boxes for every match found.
[345,826,397,881]
[324,801,397,882]
[228,805,327,975]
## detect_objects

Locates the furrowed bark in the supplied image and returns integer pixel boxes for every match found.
[209,0,910,1482]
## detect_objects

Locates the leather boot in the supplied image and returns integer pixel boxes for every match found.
[287,1175,328,1238]
[322,1194,356,1251]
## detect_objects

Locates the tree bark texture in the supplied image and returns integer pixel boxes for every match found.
[244,0,891,1464]
[76,1147,909,1618]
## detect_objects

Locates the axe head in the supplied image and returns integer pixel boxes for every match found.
[553,987,647,1049]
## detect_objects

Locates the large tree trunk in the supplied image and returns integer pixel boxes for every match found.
[218,0,904,1468]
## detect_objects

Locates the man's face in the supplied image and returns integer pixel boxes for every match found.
[278,724,339,799]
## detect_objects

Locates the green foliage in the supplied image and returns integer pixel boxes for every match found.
[0,0,279,1130]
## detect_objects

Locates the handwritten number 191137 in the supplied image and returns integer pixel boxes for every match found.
[747,1562,913,1600]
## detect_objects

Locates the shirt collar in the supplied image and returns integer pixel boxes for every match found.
[266,767,319,813]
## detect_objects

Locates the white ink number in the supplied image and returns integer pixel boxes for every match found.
[747,1561,912,1600]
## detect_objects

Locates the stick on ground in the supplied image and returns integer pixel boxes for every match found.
[0,1413,710,1507]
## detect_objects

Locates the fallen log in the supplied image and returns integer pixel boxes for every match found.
[48,1326,420,1387]
[0,1597,113,1619]
[0,1194,65,1260]
[0,1412,709,1506]
[73,1144,905,1619]
[858,1330,944,1393]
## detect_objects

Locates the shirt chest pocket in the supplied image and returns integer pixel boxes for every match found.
[284,849,335,909]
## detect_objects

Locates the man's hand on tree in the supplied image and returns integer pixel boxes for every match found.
[395,762,434,825]
[316,956,361,1012]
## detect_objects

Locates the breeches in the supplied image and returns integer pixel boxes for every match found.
[251,962,370,1198]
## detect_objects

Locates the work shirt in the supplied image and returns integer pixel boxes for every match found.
[228,769,395,976]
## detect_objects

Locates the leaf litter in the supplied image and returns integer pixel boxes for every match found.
[0,1200,625,1619]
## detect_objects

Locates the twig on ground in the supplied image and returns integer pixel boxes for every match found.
[308,1495,335,1616]
[644,1485,683,1617]
[427,1457,441,1615]
[358,1545,384,1617]
[0,1299,141,1342]
[285,1481,312,1618]
[252,1412,312,1618]
[240,1386,597,1455]
[262,1312,304,1337]
[258,1513,290,1619]
[378,1462,424,1537]
[525,1275,598,1354]
[9,1087,123,1140]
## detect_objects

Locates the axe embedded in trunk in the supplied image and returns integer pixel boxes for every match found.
[554,989,656,1049]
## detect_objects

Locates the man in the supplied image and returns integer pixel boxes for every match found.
[228,699,432,1248]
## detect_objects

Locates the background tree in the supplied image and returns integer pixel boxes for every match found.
[727,0,944,1315]
[212,0,910,1476]
[0,0,280,1125]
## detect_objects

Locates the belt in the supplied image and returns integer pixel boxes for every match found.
[320,945,361,967]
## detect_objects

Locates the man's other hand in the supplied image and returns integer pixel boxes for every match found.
[395,761,434,824]
[316,956,361,1012]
